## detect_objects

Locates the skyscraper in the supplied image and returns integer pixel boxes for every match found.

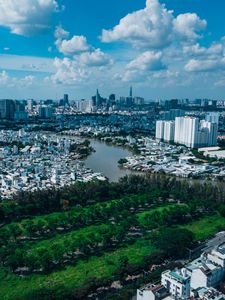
[129,86,133,98]
[164,121,175,142]
[0,99,15,120]
[200,120,218,147]
[205,112,219,124]
[96,89,101,107]
[174,117,199,148]
[174,117,218,148]
[156,121,165,141]
[156,120,175,142]
[64,94,69,106]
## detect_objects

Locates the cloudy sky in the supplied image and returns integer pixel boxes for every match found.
[0,0,224,100]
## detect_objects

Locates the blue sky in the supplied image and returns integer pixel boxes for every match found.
[0,0,224,100]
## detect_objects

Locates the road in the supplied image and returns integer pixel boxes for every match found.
[202,231,225,252]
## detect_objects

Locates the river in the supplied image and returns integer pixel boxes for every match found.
[85,140,133,182]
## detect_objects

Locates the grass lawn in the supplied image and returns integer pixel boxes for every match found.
[182,215,225,241]
[0,239,155,300]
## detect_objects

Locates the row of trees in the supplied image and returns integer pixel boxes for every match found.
[2,197,218,274]
[20,228,193,300]
[0,191,163,246]
[141,205,194,229]
[2,222,135,273]
[2,173,225,223]
[0,175,154,222]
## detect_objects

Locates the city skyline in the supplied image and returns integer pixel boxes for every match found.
[0,0,224,99]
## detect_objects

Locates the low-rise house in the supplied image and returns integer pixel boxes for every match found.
[137,284,170,300]
[161,268,191,299]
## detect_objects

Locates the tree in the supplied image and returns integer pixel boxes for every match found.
[151,228,194,258]
[118,256,129,268]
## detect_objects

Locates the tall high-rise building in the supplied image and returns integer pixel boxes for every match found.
[174,117,218,148]
[59,94,69,106]
[77,99,94,112]
[205,112,219,124]
[164,121,175,142]
[38,106,54,119]
[0,99,15,120]
[96,89,101,107]
[156,120,175,142]
[155,121,165,141]
[200,120,218,147]
[174,117,199,148]
[161,109,185,121]
[64,94,69,106]
[129,86,133,98]
[109,94,116,102]
[133,97,145,105]
[27,99,34,111]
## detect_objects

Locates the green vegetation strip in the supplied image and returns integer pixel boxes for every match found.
[0,239,155,300]
[1,192,161,243]
[182,215,225,241]
[137,203,187,224]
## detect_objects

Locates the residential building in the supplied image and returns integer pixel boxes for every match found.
[161,109,184,121]
[174,117,218,148]
[174,117,199,148]
[200,121,218,147]
[190,262,223,290]
[38,106,54,118]
[191,287,225,300]
[164,121,175,142]
[137,284,170,300]
[207,244,225,268]
[161,268,191,299]
[156,121,165,141]
[206,112,219,124]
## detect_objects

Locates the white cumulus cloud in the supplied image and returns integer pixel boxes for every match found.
[51,57,90,85]
[54,27,94,56]
[101,0,174,49]
[54,26,112,68]
[56,35,91,55]
[0,70,35,88]
[127,51,166,71]
[101,0,206,50]
[78,49,112,67]
[54,25,69,39]
[173,13,206,41]
[185,58,225,72]
[0,0,59,36]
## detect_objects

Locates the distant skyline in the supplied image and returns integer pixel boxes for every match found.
[0,0,224,100]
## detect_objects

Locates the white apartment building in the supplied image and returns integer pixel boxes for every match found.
[174,117,218,148]
[161,268,191,299]
[174,117,199,148]
[200,121,218,147]
[156,121,165,141]
[156,120,175,142]
[164,121,175,142]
